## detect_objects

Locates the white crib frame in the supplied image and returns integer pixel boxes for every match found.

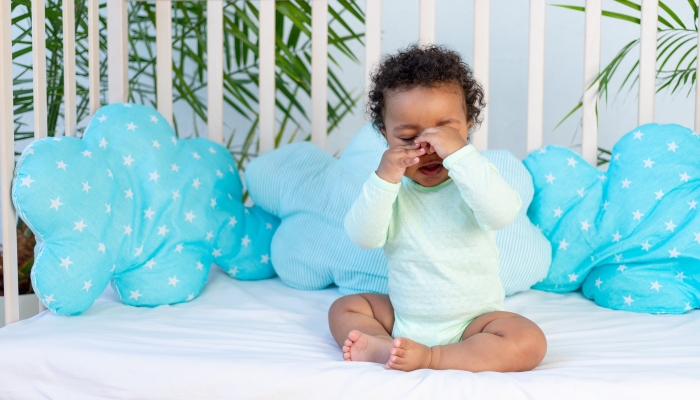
[0,0,692,325]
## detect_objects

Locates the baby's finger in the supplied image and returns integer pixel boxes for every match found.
[394,143,421,150]
[420,126,442,136]
[414,131,435,145]
[415,140,430,150]
[402,147,425,158]
[402,156,420,167]
[413,135,428,144]
[390,147,424,160]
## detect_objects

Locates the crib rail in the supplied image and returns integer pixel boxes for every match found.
[1,0,19,325]
[581,0,601,165]
[638,0,659,126]
[156,0,174,126]
[527,0,545,153]
[0,0,678,325]
[32,0,48,140]
[473,0,490,151]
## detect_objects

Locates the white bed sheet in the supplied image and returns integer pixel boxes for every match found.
[0,268,698,400]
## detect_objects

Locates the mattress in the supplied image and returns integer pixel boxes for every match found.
[0,268,698,400]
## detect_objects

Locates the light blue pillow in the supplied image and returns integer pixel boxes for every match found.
[524,123,700,314]
[12,103,279,315]
[245,123,551,295]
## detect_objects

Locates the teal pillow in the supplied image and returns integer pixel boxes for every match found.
[245,123,551,295]
[524,124,700,313]
[12,103,279,315]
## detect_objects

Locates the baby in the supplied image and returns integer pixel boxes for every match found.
[328,45,547,372]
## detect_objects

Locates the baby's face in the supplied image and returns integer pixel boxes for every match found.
[380,84,470,187]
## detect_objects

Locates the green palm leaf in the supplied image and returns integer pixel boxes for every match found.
[555,0,698,165]
[11,0,365,166]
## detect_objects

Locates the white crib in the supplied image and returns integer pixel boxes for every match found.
[1,0,688,327]
[2,3,700,398]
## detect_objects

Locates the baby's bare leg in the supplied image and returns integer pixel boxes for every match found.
[328,293,395,363]
[386,311,546,372]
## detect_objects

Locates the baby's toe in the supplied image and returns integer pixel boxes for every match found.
[344,338,353,347]
[393,337,411,350]
[343,352,351,361]
[342,345,351,353]
[347,330,362,342]
[390,355,403,363]
[390,347,406,358]
[386,358,405,370]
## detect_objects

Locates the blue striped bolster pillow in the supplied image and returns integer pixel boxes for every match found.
[245,123,551,295]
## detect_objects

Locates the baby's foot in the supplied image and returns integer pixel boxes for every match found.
[342,330,393,363]
[386,337,433,371]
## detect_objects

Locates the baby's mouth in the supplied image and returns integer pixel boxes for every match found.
[418,161,444,176]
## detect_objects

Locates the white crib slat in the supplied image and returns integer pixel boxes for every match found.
[156,1,173,126]
[0,0,19,325]
[32,0,48,139]
[419,0,435,46]
[89,0,100,116]
[311,0,328,150]
[258,0,275,153]
[63,0,77,137]
[582,0,601,165]
[364,0,381,106]
[472,0,490,151]
[695,23,700,133]
[108,0,128,104]
[207,0,224,145]
[638,0,658,125]
[526,0,546,153]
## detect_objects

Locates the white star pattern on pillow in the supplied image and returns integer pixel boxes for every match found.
[12,103,280,316]
[524,123,700,314]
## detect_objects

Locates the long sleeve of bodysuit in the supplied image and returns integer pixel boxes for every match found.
[443,144,522,231]
[344,172,400,249]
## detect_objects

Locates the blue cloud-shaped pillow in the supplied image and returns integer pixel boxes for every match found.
[245,123,551,295]
[12,103,279,315]
[524,123,700,314]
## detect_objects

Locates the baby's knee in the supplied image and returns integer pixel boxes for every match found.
[329,294,371,318]
[513,324,547,369]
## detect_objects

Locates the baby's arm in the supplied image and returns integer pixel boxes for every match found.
[443,145,522,231]
[345,144,424,248]
[344,173,400,249]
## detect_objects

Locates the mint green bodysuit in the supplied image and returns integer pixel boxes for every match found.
[344,145,522,347]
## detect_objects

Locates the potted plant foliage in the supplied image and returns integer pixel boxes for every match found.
[3,0,365,323]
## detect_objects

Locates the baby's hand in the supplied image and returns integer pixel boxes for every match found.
[376,144,426,184]
[414,126,467,160]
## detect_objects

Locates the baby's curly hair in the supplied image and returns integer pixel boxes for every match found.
[367,44,485,131]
